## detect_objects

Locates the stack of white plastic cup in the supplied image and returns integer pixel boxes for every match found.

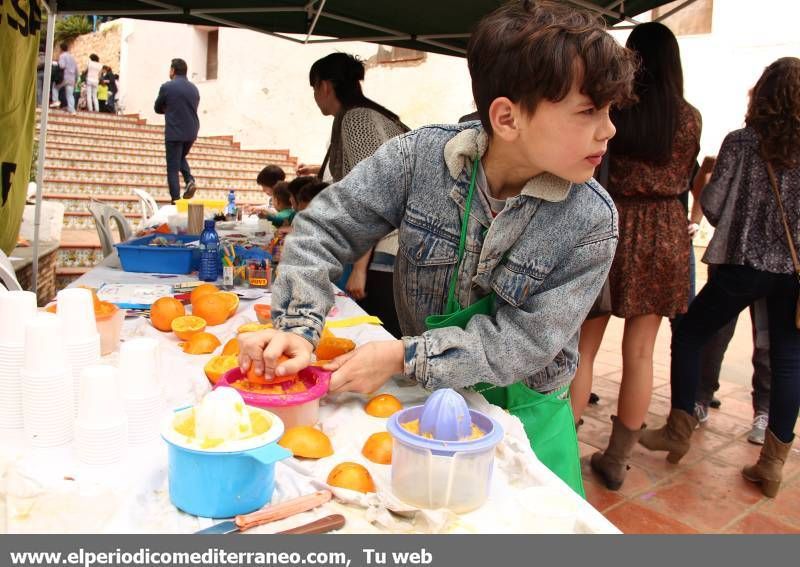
[74,365,128,465]
[0,291,38,430]
[55,288,102,416]
[119,338,163,445]
[20,313,74,447]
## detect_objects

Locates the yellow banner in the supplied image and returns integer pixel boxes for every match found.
[0,1,42,254]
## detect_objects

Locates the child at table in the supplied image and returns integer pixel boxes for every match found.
[239,0,636,493]
[246,164,286,215]
[296,181,329,212]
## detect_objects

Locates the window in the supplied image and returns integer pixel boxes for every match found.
[652,0,714,36]
[206,29,218,80]
[374,46,426,66]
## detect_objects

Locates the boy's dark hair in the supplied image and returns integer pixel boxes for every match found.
[59,42,69,52]
[298,181,329,205]
[256,165,286,187]
[272,182,293,210]
[286,175,316,200]
[89,53,99,62]
[171,58,188,76]
[467,0,636,135]
[610,22,685,164]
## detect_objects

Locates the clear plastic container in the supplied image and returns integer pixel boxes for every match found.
[387,404,503,513]
[95,306,125,355]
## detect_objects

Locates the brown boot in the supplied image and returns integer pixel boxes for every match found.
[742,429,794,498]
[590,416,644,491]
[638,409,697,464]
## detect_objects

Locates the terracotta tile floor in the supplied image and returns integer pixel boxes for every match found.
[581,258,800,533]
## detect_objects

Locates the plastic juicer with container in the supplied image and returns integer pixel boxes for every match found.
[387,388,503,513]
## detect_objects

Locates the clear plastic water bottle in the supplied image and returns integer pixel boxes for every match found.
[226,190,236,220]
[198,220,220,282]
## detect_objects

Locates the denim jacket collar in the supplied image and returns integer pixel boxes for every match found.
[443,126,574,203]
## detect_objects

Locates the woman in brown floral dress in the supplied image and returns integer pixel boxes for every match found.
[571,22,701,490]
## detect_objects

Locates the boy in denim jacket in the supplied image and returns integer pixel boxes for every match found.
[240,0,635,397]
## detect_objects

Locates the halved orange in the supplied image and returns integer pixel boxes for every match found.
[254,304,272,324]
[316,337,356,360]
[245,355,299,385]
[221,338,240,356]
[327,462,375,493]
[150,297,186,332]
[279,426,334,459]
[204,354,239,384]
[190,283,219,305]
[361,431,393,465]
[171,315,207,340]
[181,332,221,354]
[217,291,239,317]
[365,394,403,418]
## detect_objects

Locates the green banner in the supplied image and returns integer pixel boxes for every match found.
[0,0,42,255]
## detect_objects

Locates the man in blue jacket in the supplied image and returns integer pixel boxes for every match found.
[154,58,200,202]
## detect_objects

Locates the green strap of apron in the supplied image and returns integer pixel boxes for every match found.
[423,158,584,497]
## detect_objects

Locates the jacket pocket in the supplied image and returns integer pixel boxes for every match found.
[492,258,547,307]
[397,216,459,308]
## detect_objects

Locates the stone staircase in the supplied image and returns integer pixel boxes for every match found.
[35,110,298,289]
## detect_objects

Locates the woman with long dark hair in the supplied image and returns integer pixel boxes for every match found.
[297,53,408,338]
[640,58,800,498]
[572,22,702,490]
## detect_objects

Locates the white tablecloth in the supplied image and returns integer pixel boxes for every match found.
[0,261,619,534]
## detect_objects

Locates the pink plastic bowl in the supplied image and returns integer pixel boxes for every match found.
[215,366,330,428]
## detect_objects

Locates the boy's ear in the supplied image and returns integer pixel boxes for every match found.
[488,97,520,141]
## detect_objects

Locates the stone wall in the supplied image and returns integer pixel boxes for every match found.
[68,20,122,76]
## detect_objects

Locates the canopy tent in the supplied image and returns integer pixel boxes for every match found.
[29,0,693,290]
[55,0,695,56]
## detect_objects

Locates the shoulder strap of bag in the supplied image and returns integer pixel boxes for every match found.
[765,161,800,281]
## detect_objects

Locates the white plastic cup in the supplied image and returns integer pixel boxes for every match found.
[77,365,123,427]
[55,288,98,343]
[0,291,38,345]
[119,337,159,399]
[22,313,67,377]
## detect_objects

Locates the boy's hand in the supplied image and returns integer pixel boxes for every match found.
[323,341,405,394]
[238,329,314,379]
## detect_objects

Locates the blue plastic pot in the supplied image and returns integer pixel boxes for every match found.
[162,407,291,518]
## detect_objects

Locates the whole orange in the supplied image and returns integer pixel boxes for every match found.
[190,283,220,306]
[192,292,230,326]
[150,297,186,332]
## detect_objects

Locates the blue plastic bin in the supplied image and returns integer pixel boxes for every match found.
[115,234,200,274]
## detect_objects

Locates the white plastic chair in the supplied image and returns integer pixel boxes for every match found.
[132,188,159,229]
[0,249,22,291]
[88,200,133,257]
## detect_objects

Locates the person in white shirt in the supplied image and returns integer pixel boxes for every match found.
[85,54,102,112]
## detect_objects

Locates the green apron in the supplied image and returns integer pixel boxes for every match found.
[424,160,585,497]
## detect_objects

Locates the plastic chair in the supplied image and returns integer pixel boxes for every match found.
[132,188,158,229]
[0,249,22,291]
[88,200,133,257]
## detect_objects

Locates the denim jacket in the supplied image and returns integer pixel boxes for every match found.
[272,122,618,393]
